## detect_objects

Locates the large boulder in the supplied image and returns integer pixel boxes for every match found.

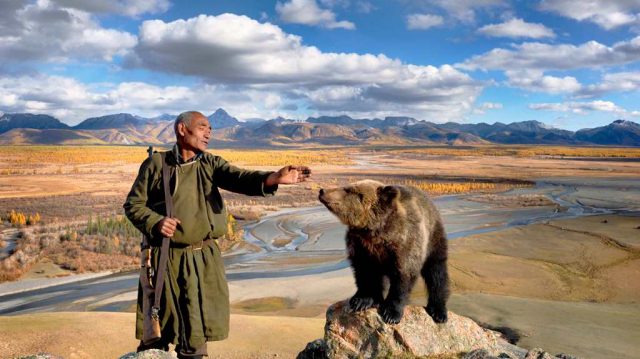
[298,300,577,359]
[119,349,176,359]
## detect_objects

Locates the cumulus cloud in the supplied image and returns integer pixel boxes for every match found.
[529,100,639,117]
[129,13,483,121]
[540,0,640,30]
[0,0,137,63]
[460,37,640,71]
[505,70,581,94]
[477,18,555,39]
[578,71,640,97]
[52,0,170,17]
[407,14,444,30]
[276,0,355,29]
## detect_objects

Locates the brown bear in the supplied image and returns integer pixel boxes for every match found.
[319,180,449,324]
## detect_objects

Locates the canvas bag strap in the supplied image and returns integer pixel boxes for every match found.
[152,151,174,317]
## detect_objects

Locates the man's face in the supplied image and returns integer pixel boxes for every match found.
[179,114,212,153]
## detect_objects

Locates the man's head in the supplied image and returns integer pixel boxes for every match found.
[174,111,212,154]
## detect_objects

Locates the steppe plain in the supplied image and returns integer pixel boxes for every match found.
[0,145,639,359]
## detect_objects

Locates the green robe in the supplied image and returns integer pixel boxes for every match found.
[123,148,276,350]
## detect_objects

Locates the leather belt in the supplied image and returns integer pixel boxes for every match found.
[164,238,215,250]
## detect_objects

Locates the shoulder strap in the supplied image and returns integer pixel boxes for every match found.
[152,151,174,315]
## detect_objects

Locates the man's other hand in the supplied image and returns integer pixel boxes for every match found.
[265,165,312,186]
[157,217,181,238]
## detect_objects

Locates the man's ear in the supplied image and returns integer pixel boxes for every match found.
[378,185,400,206]
[177,122,187,137]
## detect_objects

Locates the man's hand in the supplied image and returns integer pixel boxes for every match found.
[156,217,181,238]
[265,165,312,186]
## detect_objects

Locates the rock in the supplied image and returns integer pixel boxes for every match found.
[299,300,526,359]
[15,355,64,359]
[524,348,555,359]
[119,349,177,359]
[297,338,328,359]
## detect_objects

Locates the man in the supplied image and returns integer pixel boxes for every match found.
[123,111,311,358]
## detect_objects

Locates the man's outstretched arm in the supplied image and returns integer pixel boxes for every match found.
[264,165,312,186]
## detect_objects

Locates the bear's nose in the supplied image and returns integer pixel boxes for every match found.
[319,188,325,196]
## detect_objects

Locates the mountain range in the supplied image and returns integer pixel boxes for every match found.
[0,109,639,147]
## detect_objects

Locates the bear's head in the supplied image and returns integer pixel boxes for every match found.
[318,180,401,229]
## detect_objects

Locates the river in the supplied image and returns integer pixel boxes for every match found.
[1,178,638,315]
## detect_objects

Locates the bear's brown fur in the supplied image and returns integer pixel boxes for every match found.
[319,180,449,324]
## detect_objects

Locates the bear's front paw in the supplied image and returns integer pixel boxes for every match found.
[378,303,403,324]
[426,304,448,323]
[349,295,376,312]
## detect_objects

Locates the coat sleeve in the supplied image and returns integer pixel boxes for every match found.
[213,156,278,196]
[123,157,165,238]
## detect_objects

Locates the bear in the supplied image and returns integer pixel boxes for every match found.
[318,179,449,324]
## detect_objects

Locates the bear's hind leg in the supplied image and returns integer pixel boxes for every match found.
[349,258,384,312]
[422,252,450,323]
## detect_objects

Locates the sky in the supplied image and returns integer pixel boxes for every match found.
[1,0,640,130]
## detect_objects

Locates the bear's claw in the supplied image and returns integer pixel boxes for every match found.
[378,304,403,324]
[349,296,376,312]
[426,305,448,323]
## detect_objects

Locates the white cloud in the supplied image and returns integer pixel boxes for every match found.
[129,13,483,121]
[276,0,355,29]
[540,0,640,30]
[52,0,170,17]
[355,1,374,13]
[421,0,508,24]
[473,102,502,115]
[505,70,581,94]
[407,14,444,30]
[0,0,137,63]
[529,100,639,117]
[460,37,640,71]
[579,71,640,97]
[478,18,555,39]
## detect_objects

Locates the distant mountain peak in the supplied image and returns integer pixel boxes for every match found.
[208,108,240,129]
[612,119,637,127]
[74,113,148,130]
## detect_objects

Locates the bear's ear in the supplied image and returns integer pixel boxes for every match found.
[378,185,400,205]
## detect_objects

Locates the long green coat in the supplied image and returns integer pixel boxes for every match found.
[123,148,276,350]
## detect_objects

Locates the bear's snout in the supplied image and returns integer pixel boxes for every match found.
[318,188,328,206]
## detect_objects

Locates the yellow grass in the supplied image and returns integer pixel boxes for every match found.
[400,179,529,195]
[212,149,352,166]
[0,145,352,169]
[392,145,640,158]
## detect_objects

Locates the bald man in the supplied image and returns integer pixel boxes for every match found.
[124,111,311,358]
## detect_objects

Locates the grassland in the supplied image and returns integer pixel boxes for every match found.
[0,145,353,174]
[388,145,640,158]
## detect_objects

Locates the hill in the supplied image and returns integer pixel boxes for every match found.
[0,113,69,134]
[0,128,106,145]
[0,111,639,146]
[575,119,640,145]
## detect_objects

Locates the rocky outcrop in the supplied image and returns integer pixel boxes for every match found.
[119,349,176,359]
[298,301,578,359]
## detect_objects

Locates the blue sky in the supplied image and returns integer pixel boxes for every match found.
[1,0,640,130]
